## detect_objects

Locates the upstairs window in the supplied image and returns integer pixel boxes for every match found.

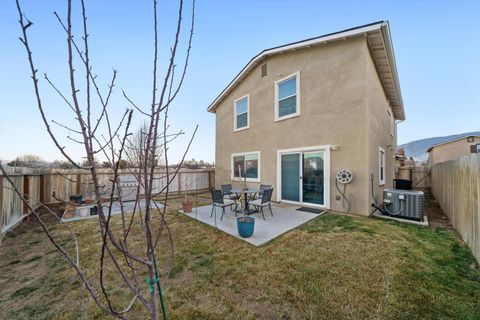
[275,72,300,121]
[232,152,260,181]
[379,147,386,185]
[234,95,249,131]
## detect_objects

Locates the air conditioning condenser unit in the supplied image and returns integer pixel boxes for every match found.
[383,189,424,221]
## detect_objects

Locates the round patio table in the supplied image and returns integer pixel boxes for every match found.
[230,188,261,215]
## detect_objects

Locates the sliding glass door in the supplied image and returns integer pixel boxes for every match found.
[280,150,325,206]
[302,151,324,205]
[281,153,300,202]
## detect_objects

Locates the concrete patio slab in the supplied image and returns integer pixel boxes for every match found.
[181,205,324,246]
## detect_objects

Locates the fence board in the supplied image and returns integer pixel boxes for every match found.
[29,176,41,209]
[432,154,480,263]
[1,176,24,233]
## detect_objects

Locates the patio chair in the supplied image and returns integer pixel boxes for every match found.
[251,188,274,220]
[210,188,237,221]
[221,183,240,202]
[249,184,272,200]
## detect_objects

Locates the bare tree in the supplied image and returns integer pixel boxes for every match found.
[125,122,183,169]
[7,154,45,168]
[1,0,197,319]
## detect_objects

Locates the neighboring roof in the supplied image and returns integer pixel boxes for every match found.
[207,21,406,121]
[427,135,480,152]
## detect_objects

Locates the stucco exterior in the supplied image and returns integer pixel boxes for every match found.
[428,136,480,166]
[212,36,400,216]
[366,43,396,207]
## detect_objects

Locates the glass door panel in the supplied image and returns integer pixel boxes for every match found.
[302,151,324,205]
[281,153,300,202]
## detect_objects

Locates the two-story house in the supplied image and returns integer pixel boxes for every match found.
[208,21,406,216]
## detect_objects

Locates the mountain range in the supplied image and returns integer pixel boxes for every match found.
[399,131,480,161]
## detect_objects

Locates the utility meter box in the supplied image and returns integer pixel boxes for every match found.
[383,189,424,221]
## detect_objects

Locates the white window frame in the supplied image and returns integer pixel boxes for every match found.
[274,71,300,121]
[379,147,386,186]
[233,94,249,132]
[231,151,261,182]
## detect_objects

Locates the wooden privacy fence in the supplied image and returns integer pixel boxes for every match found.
[431,154,480,263]
[1,169,214,240]
[396,164,430,190]
[0,175,42,236]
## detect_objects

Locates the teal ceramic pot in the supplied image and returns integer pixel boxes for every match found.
[237,216,255,238]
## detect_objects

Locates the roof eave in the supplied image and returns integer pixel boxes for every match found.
[380,22,405,121]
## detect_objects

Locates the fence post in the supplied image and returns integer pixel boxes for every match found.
[23,175,30,216]
[40,174,45,203]
[44,174,51,204]
[178,172,182,193]
[76,173,81,195]
[208,171,212,190]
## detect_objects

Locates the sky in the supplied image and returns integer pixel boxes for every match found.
[1,0,479,164]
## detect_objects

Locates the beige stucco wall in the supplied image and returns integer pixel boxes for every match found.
[428,137,479,166]
[214,37,395,215]
[366,43,396,207]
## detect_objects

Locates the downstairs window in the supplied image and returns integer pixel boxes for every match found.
[232,152,260,181]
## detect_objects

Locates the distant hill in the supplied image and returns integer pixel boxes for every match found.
[399,131,480,161]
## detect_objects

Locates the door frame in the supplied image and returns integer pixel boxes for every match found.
[276,145,330,209]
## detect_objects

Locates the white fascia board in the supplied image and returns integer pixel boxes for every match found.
[380,22,405,121]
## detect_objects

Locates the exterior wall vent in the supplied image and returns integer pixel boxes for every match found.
[261,63,267,77]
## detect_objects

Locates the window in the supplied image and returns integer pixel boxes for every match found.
[275,72,300,121]
[234,95,249,131]
[232,152,260,181]
[467,136,474,142]
[477,144,480,153]
[379,147,386,185]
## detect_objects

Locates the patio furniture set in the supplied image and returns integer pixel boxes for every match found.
[210,184,274,221]
[208,184,274,238]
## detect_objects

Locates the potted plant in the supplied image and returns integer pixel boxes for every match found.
[63,201,76,219]
[236,165,255,237]
[181,179,193,213]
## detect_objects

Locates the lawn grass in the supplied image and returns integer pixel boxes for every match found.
[0,196,479,319]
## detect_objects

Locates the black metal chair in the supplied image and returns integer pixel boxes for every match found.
[251,188,274,220]
[221,183,240,203]
[250,184,272,200]
[260,184,272,190]
[210,188,237,221]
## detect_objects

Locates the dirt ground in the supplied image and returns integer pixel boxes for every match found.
[421,189,453,229]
